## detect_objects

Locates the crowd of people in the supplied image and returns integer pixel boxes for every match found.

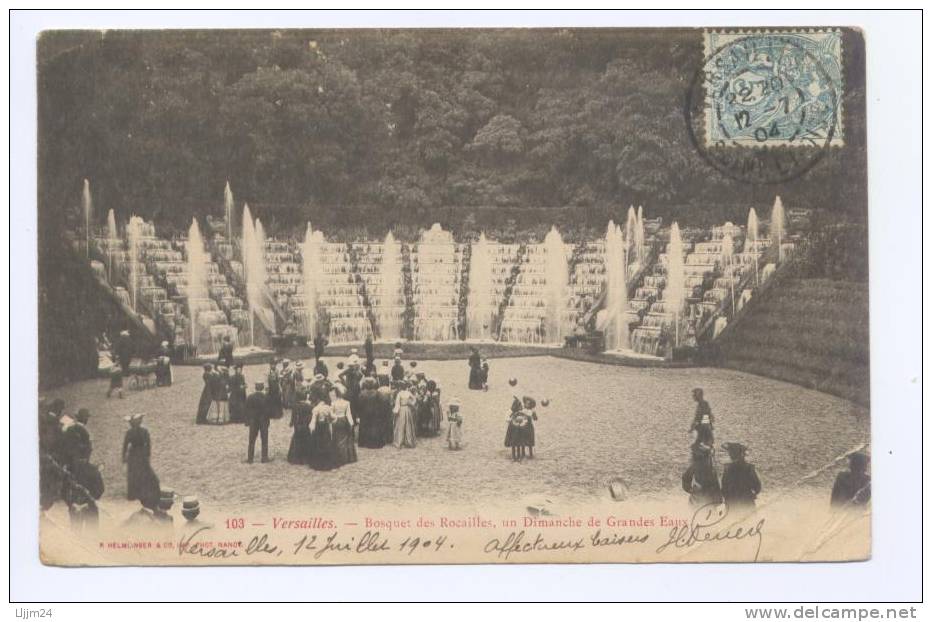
[192,337,466,470]
[38,345,871,537]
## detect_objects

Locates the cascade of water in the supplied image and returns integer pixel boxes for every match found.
[746,207,760,284]
[302,223,323,338]
[466,232,493,340]
[126,215,142,312]
[186,218,210,351]
[377,230,403,340]
[543,226,569,344]
[602,220,629,350]
[224,181,234,241]
[241,204,269,347]
[107,209,117,282]
[666,222,685,346]
[722,232,735,315]
[745,207,759,251]
[625,206,638,270]
[636,205,646,265]
[82,179,92,257]
[771,195,785,262]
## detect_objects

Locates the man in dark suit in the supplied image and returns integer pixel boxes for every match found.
[245,382,270,463]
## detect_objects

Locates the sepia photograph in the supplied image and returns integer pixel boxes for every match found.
[30,23,877,568]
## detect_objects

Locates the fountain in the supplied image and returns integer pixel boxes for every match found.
[746,207,760,284]
[771,195,785,261]
[666,222,685,346]
[746,207,759,250]
[602,220,629,350]
[241,204,272,347]
[107,209,117,282]
[82,179,92,257]
[301,223,324,338]
[635,205,646,266]
[625,206,638,272]
[224,181,234,242]
[466,233,494,340]
[412,223,460,341]
[126,215,143,312]
[185,218,211,352]
[722,232,736,315]
[543,226,569,344]
[375,231,403,340]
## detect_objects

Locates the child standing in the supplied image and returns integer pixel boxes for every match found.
[446,399,463,450]
[504,397,530,461]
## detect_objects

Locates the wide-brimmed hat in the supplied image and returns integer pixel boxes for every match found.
[182,496,200,511]
[160,341,169,347]
[123,413,144,423]
[295,361,304,369]
[722,442,748,456]
[313,373,325,381]
[522,396,536,409]
[331,383,346,397]
[448,398,460,409]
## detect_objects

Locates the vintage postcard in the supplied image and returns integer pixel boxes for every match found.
[37,27,870,566]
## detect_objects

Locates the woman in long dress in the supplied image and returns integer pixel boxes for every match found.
[468,347,482,390]
[308,401,336,471]
[426,380,443,437]
[122,414,160,509]
[280,360,295,410]
[392,380,418,448]
[266,361,284,420]
[329,384,358,467]
[228,364,247,423]
[356,377,385,448]
[287,391,314,465]
[195,364,214,424]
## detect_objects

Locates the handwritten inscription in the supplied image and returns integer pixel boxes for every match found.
[654,503,765,561]
[176,507,764,563]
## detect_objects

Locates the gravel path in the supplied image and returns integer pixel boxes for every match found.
[46,356,869,509]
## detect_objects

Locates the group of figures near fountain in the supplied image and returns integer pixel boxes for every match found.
[79,180,793,360]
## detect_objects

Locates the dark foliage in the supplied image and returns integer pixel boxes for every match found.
[38,29,867,238]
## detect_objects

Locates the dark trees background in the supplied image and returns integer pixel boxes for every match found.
[38,28,867,236]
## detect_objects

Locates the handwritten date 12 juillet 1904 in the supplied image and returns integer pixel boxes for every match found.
[177,504,765,562]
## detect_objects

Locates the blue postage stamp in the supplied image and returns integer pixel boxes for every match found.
[703,30,844,148]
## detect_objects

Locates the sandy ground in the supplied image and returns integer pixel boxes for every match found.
[45,356,869,511]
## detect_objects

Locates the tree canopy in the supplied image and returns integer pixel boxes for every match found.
[38,28,866,235]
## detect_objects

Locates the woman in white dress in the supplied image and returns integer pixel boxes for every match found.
[392,380,417,448]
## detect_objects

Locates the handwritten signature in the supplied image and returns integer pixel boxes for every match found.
[654,503,765,561]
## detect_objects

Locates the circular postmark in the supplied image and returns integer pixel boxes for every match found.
[685,31,843,184]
